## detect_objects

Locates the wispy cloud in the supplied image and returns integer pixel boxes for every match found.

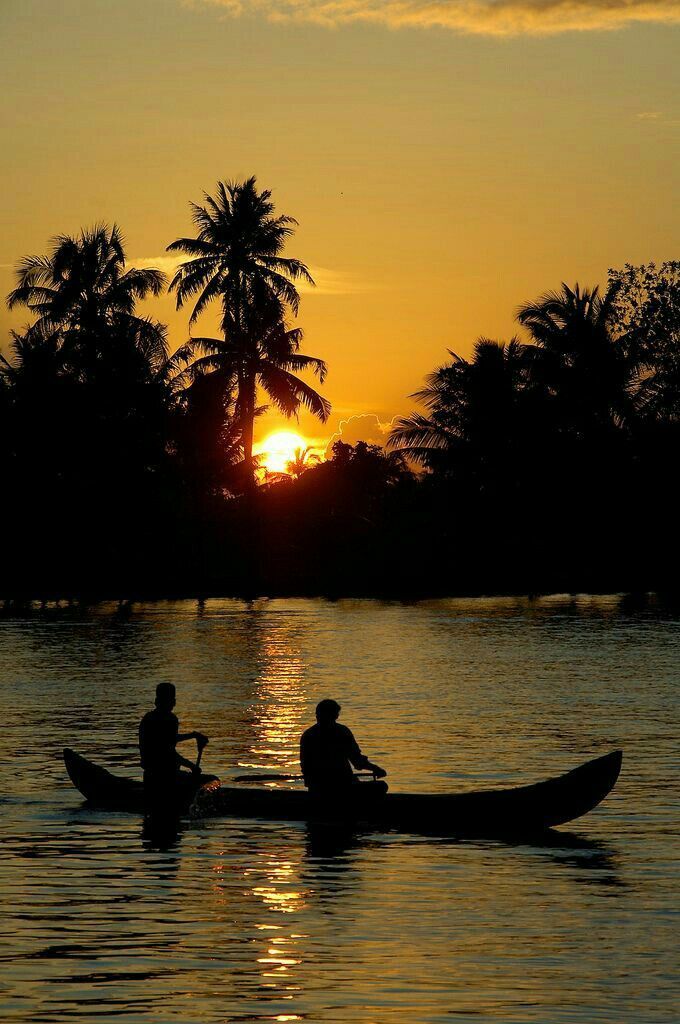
[634,110,680,127]
[300,265,374,296]
[132,257,369,296]
[131,255,183,276]
[197,0,680,36]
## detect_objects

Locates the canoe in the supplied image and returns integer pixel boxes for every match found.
[63,747,622,836]
[63,748,220,815]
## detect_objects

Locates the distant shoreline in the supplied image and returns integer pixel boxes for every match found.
[1,584,674,614]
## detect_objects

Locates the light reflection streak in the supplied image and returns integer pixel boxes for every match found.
[245,849,308,1008]
[239,622,309,778]
[222,617,313,1013]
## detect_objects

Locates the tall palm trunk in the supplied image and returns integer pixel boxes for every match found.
[236,364,260,595]
[238,366,257,489]
[229,278,260,489]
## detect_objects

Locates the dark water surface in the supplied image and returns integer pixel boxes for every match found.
[0,596,678,1023]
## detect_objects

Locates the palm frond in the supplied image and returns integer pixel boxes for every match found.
[277,352,328,382]
[257,361,331,421]
[388,413,453,455]
[166,236,219,257]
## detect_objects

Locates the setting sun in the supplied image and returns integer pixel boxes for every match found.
[254,431,318,476]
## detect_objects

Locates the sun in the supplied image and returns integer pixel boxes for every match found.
[254,430,311,475]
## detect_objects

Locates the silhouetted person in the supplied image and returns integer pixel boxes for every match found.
[300,699,387,802]
[139,682,208,811]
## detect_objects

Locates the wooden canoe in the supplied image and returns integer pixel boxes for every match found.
[63,748,622,836]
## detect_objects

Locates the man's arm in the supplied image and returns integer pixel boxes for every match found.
[177,731,209,747]
[346,728,387,778]
[175,718,208,772]
[176,752,201,773]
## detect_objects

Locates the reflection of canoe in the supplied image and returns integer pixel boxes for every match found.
[64,748,622,836]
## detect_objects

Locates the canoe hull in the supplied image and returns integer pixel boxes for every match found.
[64,748,622,836]
[63,748,218,815]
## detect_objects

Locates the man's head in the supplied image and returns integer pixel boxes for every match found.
[155,682,176,711]
[316,699,341,725]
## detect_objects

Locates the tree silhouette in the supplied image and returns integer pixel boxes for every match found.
[286,445,321,479]
[167,178,329,485]
[167,368,243,502]
[608,261,680,421]
[2,228,680,601]
[7,224,167,376]
[516,282,634,436]
[388,337,532,481]
[3,226,171,596]
[168,289,329,488]
[5,226,170,461]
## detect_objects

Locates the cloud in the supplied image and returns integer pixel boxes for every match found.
[299,265,373,296]
[198,0,680,36]
[131,255,183,276]
[131,258,365,296]
[635,110,679,125]
[326,413,393,452]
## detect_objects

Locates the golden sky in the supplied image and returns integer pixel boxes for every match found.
[1,0,678,448]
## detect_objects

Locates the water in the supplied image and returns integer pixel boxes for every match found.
[0,596,678,1023]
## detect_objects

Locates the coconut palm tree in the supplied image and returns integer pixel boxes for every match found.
[5,226,170,506]
[516,282,633,433]
[167,178,329,485]
[168,290,329,485]
[388,337,532,476]
[7,223,168,376]
[286,445,321,479]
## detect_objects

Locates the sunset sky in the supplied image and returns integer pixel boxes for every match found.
[1,0,678,450]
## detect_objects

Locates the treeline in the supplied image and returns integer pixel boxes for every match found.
[253,263,680,596]
[1,177,678,599]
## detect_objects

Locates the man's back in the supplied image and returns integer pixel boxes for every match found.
[300,721,363,788]
[139,708,178,774]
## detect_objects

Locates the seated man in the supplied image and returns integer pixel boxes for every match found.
[300,699,387,799]
[139,682,209,808]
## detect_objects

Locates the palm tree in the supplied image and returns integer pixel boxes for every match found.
[168,290,330,485]
[7,223,168,376]
[388,337,532,477]
[286,445,321,479]
[608,261,680,422]
[5,226,170,500]
[516,282,633,433]
[167,178,329,485]
[168,368,245,500]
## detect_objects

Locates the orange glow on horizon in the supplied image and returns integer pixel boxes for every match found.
[254,430,323,476]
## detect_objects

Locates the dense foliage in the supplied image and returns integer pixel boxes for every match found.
[1,205,678,599]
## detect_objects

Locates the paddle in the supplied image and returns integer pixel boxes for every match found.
[194,735,208,774]
[233,771,376,784]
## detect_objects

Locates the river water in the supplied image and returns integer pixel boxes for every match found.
[0,596,678,1023]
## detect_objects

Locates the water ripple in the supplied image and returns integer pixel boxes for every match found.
[0,597,678,1023]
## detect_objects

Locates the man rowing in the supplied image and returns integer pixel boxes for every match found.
[300,699,387,800]
[139,682,209,809]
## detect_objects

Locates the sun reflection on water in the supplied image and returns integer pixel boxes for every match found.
[239,624,309,778]
[246,851,307,996]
